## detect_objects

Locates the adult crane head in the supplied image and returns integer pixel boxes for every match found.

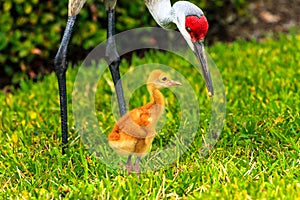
[173,2,213,97]
[145,0,214,97]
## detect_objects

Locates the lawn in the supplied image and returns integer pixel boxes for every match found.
[0,32,299,199]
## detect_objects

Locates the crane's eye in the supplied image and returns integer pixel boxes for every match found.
[161,76,167,81]
[186,27,192,33]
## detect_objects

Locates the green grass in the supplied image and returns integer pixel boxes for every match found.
[1,33,300,199]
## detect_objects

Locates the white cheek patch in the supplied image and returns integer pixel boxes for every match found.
[174,15,195,52]
[181,29,195,51]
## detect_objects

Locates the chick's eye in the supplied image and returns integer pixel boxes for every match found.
[186,27,192,33]
[161,76,167,81]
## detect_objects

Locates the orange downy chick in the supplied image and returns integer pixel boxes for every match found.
[108,70,181,175]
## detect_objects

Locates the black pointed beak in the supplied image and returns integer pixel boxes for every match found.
[193,40,214,97]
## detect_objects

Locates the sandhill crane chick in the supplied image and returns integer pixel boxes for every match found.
[108,70,181,176]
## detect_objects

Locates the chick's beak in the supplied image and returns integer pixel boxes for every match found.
[193,40,214,97]
[166,79,182,87]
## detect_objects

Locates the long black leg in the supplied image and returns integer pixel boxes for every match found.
[106,6,127,116]
[54,16,77,154]
[105,0,129,175]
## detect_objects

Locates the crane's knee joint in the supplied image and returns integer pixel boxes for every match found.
[105,0,117,10]
[109,58,120,71]
[54,55,67,77]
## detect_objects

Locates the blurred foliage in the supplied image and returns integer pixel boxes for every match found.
[0,0,250,87]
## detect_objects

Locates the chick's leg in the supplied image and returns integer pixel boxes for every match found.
[133,156,141,178]
[126,155,133,174]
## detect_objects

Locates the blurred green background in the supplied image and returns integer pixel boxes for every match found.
[0,0,252,88]
[1,1,299,198]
